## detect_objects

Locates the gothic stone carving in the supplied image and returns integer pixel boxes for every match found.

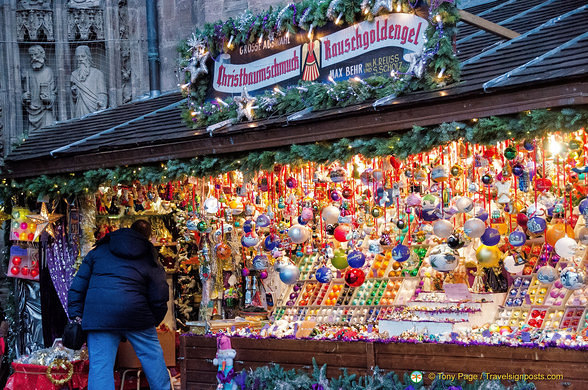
[67,0,101,9]
[68,9,104,40]
[17,0,51,10]
[16,10,54,41]
[119,0,131,103]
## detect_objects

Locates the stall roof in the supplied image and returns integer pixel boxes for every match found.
[5,1,588,178]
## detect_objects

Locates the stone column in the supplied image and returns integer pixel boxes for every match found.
[55,0,70,121]
[3,1,24,151]
[104,0,121,107]
[127,0,147,98]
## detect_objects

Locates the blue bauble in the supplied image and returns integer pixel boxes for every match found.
[508,231,526,247]
[315,266,333,283]
[474,208,489,222]
[347,250,366,268]
[256,214,271,228]
[243,220,254,233]
[523,140,535,151]
[480,227,501,246]
[297,216,309,225]
[527,216,547,234]
[421,208,439,222]
[264,235,279,251]
[252,255,269,270]
[279,264,300,285]
[392,244,410,262]
[579,198,588,217]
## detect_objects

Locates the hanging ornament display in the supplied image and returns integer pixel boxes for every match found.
[344,268,366,287]
[321,206,340,224]
[537,266,558,284]
[560,266,586,290]
[433,219,453,239]
[480,227,501,246]
[391,244,410,263]
[463,218,486,239]
[429,244,459,272]
[476,245,502,268]
[347,251,366,268]
[279,264,301,285]
[331,249,349,269]
[315,266,333,283]
[508,231,526,247]
[554,236,578,259]
[288,225,310,244]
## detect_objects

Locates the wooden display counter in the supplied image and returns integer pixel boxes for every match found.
[180,335,588,390]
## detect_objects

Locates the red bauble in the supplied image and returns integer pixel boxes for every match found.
[10,266,19,275]
[21,266,29,276]
[569,214,579,228]
[389,156,402,170]
[534,178,552,192]
[344,268,366,287]
[333,224,351,242]
[341,187,353,199]
[516,213,528,228]
[30,268,39,278]
[12,256,22,266]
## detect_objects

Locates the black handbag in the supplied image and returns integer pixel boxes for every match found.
[62,321,86,350]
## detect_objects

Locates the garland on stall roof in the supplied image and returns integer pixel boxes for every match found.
[2,107,587,201]
[178,0,460,129]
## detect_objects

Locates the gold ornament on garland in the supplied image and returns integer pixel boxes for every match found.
[27,202,63,241]
[234,87,258,122]
[45,358,74,386]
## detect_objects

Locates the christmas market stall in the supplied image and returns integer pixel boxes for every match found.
[2,0,588,389]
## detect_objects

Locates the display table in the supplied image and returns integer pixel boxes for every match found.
[180,334,588,390]
[4,360,89,390]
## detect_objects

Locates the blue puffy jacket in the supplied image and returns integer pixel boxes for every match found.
[68,228,169,331]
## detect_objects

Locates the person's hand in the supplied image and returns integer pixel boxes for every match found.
[22,91,31,101]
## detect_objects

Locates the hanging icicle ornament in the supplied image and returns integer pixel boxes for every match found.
[326,0,342,21]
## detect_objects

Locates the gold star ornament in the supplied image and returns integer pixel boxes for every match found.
[27,202,63,241]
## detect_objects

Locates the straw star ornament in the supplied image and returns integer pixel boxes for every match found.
[27,202,63,241]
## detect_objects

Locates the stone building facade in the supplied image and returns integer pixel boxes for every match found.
[0,0,286,162]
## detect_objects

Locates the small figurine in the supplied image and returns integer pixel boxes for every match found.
[213,335,237,390]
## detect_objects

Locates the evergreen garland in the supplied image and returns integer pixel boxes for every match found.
[3,107,587,202]
[178,0,461,129]
[234,359,537,389]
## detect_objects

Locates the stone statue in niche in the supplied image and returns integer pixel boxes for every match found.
[22,45,56,130]
[70,45,107,117]
[67,0,100,9]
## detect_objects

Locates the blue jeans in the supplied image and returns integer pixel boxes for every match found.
[87,327,170,390]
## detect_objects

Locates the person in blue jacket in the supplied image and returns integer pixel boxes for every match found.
[68,219,170,390]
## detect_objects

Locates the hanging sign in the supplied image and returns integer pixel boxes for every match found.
[210,8,429,97]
